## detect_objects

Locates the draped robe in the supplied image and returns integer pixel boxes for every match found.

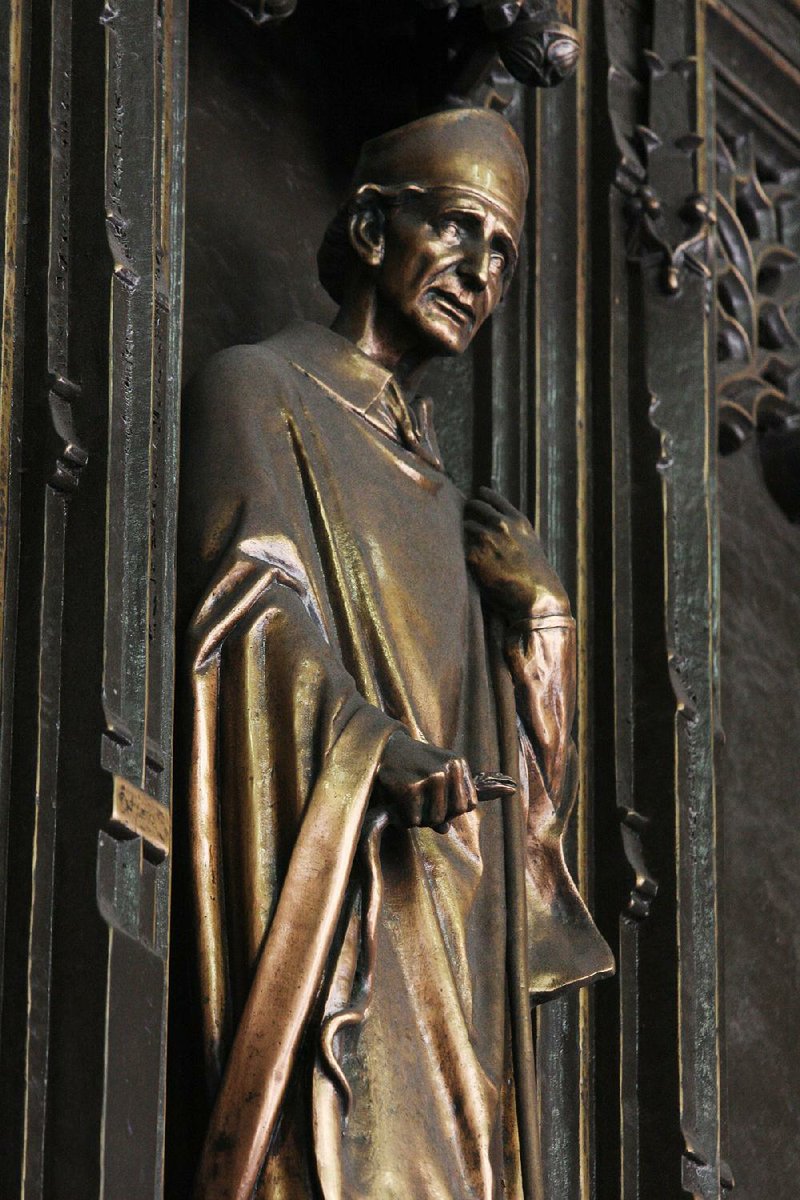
[179,321,613,1200]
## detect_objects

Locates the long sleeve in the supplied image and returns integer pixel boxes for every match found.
[504,613,577,811]
[503,614,615,999]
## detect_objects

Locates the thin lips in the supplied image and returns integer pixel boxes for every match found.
[429,288,475,323]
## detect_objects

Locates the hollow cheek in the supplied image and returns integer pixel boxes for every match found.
[481,279,504,320]
[410,247,453,292]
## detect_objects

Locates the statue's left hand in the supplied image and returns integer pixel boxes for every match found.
[464,486,570,623]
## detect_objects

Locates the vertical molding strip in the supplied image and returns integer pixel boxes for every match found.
[21,0,83,1188]
[490,90,532,511]
[644,1,722,1193]
[0,0,26,672]
[609,187,643,1200]
[101,0,158,788]
[602,3,670,1195]
[604,0,722,1189]
[153,0,188,1184]
[97,0,187,1190]
[574,0,594,1192]
[534,10,593,1192]
[22,491,68,1198]
[0,0,31,1033]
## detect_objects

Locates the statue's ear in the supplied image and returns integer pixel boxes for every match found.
[348,186,387,269]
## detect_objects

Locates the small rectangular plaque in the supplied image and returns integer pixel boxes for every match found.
[112,775,170,857]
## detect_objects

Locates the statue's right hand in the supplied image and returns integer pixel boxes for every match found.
[375,730,478,833]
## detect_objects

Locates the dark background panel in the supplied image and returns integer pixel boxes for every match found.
[717,441,800,1199]
[0,0,112,1192]
[709,4,800,1194]
[182,0,495,497]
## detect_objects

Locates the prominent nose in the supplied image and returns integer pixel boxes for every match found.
[457,237,491,292]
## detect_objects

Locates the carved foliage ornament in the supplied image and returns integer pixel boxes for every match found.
[716,133,800,444]
[615,50,713,296]
[715,132,800,519]
[224,0,580,93]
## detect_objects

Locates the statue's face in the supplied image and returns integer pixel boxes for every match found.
[375,187,520,357]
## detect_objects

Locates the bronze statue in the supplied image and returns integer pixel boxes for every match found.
[180,107,613,1200]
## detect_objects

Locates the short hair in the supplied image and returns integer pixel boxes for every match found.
[316,182,521,307]
[317,185,410,307]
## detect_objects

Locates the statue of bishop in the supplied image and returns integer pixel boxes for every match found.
[180,107,613,1200]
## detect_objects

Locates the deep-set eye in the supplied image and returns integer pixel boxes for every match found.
[489,251,506,273]
[438,219,463,244]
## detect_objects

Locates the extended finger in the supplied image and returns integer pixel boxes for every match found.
[464,498,508,530]
[463,519,500,546]
[477,485,519,517]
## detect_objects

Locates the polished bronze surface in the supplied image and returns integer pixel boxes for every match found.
[3,0,797,1194]
[180,108,612,1199]
[348,109,529,236]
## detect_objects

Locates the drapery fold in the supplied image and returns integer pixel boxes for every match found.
[180,324,613,1200]
[190,579,396,1198]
